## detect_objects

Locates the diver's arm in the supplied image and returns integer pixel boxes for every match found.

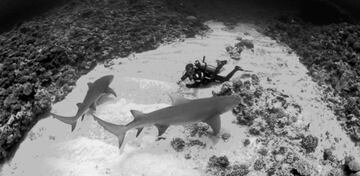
[180,73,188,81]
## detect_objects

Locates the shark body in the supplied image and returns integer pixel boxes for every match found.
[93,94,241,148]
[52,75,117,131]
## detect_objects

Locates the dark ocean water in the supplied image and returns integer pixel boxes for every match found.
[0,0,68,33]
[0,0,359,34]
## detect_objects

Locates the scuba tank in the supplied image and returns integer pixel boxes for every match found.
[194,56,224,74]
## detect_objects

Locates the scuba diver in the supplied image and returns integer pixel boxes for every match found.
[177,56,250,88]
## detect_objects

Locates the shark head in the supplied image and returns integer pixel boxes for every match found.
[217,95,242,113]
[99,75,114,85]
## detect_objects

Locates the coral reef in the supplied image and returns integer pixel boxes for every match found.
[210,74,336,175]
[265,16,360,144]
[0,0,208,162]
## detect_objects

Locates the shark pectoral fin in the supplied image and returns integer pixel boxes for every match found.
[169,93,191,105]
[155,124,169,136]
[106,87,117,97]
[204,115,221,136]
[136,128,143,137]
[90,103,96,111]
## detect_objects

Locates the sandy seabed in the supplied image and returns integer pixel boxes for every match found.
[1,21,359,176]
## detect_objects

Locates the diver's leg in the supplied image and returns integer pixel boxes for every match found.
[221,66,240,82]
[214,60,227,74]
[186,82,202,88]
[214,75,227,82]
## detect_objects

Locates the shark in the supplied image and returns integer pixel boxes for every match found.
[92,94,242,148]
[51,75,117,131]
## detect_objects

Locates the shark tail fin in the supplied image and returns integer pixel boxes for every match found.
[51,113,77,132]
[92,114,127,148]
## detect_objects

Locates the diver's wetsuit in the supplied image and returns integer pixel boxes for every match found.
[180,60,240,88]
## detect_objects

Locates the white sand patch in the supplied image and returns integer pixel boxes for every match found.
[2,21,359,176]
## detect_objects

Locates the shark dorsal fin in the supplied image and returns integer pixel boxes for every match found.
[76,103,82,109]
[87,82,93,88]
[130,110,146,121]
[169,94,191,105]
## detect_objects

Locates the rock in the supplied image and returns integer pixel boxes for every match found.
[253,159,266,170]
[249,127,261,135]
[258,148,268,156]
[285,152,298,164]
[184,153,191,159]
[235,39,254,50]
[243,139,250,146]
[221,132,231,141]
[353,41,360,51]
[187,139,206,148]
[327,168,345,176]
[301,135,318,153]
[228,164,249,176]
[207,155,230,169]
[186,16,197,21]
[323,148,337,162]
[22,82,33,96]
[349,159,360,172]
[104,59,114,68]
[350,172,360,176]
[188,123,210,137]
[291,160,313,176]
[170,137,185,152]
[275,154,284,162]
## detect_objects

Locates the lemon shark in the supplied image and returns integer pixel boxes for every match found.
[51,75,117,131]
[92,94,242,148]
